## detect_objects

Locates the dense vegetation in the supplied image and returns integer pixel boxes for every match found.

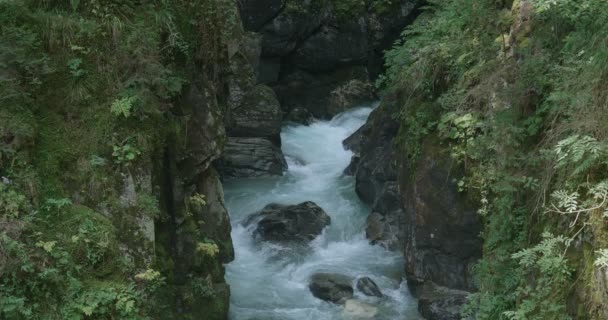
[382,0,608,319]
[1,0,239,318]
[3,0,608,319]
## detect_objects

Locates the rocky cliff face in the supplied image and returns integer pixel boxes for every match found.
[238,0,421,119]
[343,97,405,251]
[344,95,483,319]
[399,139,482,293]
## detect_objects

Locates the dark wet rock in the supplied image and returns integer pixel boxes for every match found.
[217,137,287,178]
[257,3,329,57]
[345,93,481,293]
[238,0,284,31]
[284,107,314,125]
[228,84,282,139]
[356,277,383,298]
[350,101,399,204]
[223,38,287,179]
[257,57,282,84]
[400,138,482,292]
[417,283,470,320]
[237,1,421,118]
[291,21,368,73]
[176,84,225,177]
[343,98,404,250]
[196,168,235,263]
[326,79,375,116]
[242,32,263,72]
[365,182,405,250]
[273,66,372,119]
[245,202,331,243]
[309,273,354,304]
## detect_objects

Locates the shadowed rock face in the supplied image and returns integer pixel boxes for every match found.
[237,0,422,119]
[216,137,287,178]
[400,139,482,292]
[245,201,331,243]
[309,273,354,304]
[343,97,404,251]
[218,33,287,179]
[227,85,283,139]
[343,93,482,319]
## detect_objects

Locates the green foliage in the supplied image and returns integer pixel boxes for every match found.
[0,0,242,318]
[504,233,572,320]
[438,112,481,165]
[197,241,220,257]
[384,0,608,318]
[112,143,141,165]
[595,249,608,269]
[553,135,608,182]
[0,184,29,218]
[110,96,137,118]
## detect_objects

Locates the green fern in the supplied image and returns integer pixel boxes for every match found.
[110,96,136,118]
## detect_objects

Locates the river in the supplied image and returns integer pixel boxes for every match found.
[224,104,420,320]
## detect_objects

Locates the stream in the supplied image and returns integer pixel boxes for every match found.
[223,104,420,320]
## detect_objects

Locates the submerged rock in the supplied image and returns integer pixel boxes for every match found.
[245,201,331,243]
[356,277,383,298]
[417,283,469,320]
[309,273,354,304]
[342,299,378,319]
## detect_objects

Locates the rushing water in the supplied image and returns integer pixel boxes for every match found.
[224,104,420,320]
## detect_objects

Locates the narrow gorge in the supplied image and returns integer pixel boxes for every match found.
[3,1,608,320]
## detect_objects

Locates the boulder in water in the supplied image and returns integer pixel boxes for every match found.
[342,299,378,319]
[245,202,331,243]
[309,273,354,304]
[356,277,383,298]
[216,137,287,178]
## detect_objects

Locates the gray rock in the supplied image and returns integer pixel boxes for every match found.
[346,94,482,291]
[217,137,287,178]
[284,107,314,125]
[242,32,263,71]
[273,66,372,119]
[195,168,235,263]
[365,183,405,250]
[291,21,368,73]
[257,57,282,84]
[401,138,482,291]
[356,277,383,298]
[177,84,225,177]
[343,98,404,251]
[245,201,331,243]
[309,273,354,304]
[238,0,284,31]
[327,79,374,116]
[228,84,282,139]
[417,283,470,320]
[258,3,329,57]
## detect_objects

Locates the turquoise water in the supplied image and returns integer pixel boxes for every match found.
[224,105,420,320]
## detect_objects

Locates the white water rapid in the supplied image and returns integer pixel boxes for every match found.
[224,104,420,320]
